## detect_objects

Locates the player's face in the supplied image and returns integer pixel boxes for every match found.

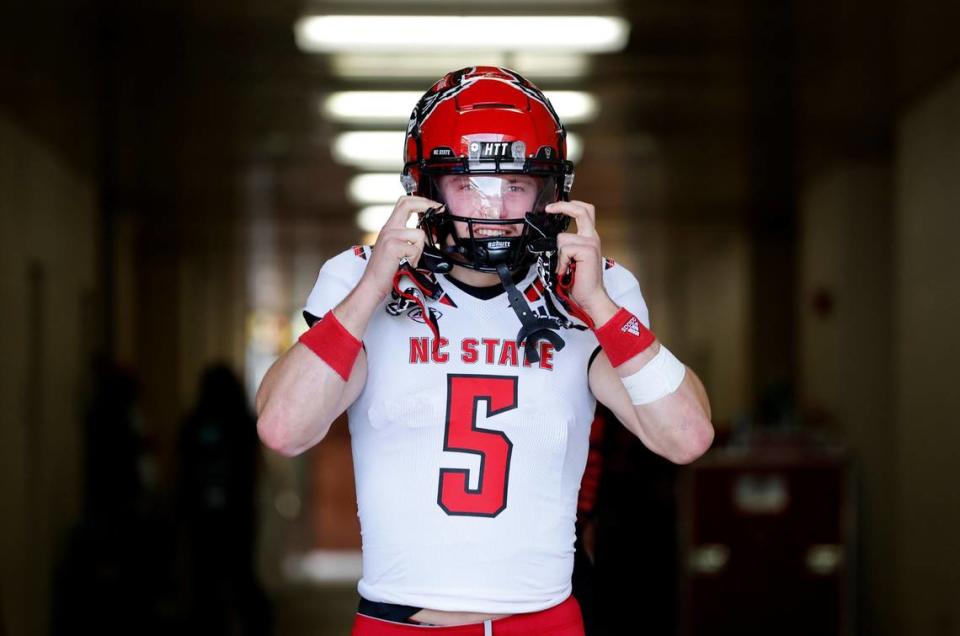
[437,175,542,238]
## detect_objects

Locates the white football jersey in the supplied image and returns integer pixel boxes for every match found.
[303,246,649,614]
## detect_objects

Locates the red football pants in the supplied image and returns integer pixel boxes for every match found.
[350,595,585,636]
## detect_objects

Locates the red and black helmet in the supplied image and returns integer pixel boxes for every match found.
[402,66,575,273]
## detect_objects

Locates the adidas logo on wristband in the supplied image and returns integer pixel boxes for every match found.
[622,317,640,337]
[595,308,656,367]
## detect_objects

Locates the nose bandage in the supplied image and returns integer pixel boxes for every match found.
[442,175,539,219]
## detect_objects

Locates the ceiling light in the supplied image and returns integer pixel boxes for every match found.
[330,52,590,80]
[348,173,405,205]
[567,132,582,163]
[333,131,405,170]
[295,16,629,53]
[324,93,419,125]
[356,205,397,233]
[545,92,599,124]
[512,52,591,78]
[323,91,598,125]
[355,205,420,234]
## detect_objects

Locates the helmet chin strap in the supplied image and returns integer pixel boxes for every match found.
[495,262,566,364]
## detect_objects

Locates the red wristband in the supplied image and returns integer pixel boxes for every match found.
[594,307,655,368]
[298,310,362,381]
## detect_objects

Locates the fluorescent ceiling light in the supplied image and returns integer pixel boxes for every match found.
[348,173,405,205]
[324,92,419,125]
[330,52,590,80]
[295,16,629,53]
[333,131,405,170]
[546,92,599,123]
[512,52,591,78]
[324,91,598,125]
[356,205,397,233]
[356,205,420,233]
[333,130,582,170]
[568,132,582,162]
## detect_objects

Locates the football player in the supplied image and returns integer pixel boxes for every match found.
[256,67,713,635]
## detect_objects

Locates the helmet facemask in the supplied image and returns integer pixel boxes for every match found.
[418,174,570,273]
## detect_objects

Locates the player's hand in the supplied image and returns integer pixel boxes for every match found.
[546,200,617,323]
[357,195,437,301]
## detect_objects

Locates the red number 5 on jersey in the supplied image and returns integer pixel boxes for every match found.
[438,374,517,517]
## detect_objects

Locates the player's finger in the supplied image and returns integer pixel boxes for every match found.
[383,196,442,231]
[380,228,427,246]
[556,232,599,253]
[382,229,426,264]
[569,200,597,224]
[384,239,425,264]
[545,201,597,237]
[555,240,586,275]
[556,234,600,273]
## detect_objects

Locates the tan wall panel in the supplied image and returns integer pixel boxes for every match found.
[895,68,960,636]
[0,112,97,636]
[799,161,895,635]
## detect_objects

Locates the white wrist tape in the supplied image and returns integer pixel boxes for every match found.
[621,344,687,405]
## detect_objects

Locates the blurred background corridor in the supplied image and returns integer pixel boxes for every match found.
[2,0,959,634]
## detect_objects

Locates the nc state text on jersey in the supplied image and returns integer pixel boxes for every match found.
[409,337,555,370]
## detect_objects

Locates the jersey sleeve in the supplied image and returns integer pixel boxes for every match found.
[302,245,372,327]
[586,258,650,371]
[601,258,650,328]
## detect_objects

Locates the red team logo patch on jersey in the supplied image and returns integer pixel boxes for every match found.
[352,245,368,260]
[408,307,443,324]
